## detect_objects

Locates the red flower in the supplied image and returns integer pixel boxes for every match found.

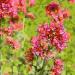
[68,0,75,3]
[0,27,3,36]
[51,59,63,75]
[63,9,70,19]
[46,2,60,16]
[25,48,34,62]
[6,36,20,49]
[0,0,9,3]
[3,27,13,36]
[10,22,24,31]
[29,0,35,6]
[0,0,27,19]
[54,59,63,66]
[25,12,35,20]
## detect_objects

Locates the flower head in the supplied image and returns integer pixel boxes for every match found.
[46,2,60,15]
[68,0,75,3]
[0,0,27,19]
[51,59,63,75]
[63,9,70,19]
[29,0,35,6]
[6,36,20,49]
[10,22,24,31]
[25,48,34,62]
[38,22,69,51]
[0,27,3,36]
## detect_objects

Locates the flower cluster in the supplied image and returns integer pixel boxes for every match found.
[25,48,34,62]
[25,2,70,75]
[51,59,63,75]
[46,2,70,24]
[6,36,20,49]
[0,22,23,49]
[0,0,35,49]
[25,2,70,60]
[68,0,75,3]
[27,22,69,61]
[38,22,69,51]
[0,0,35,19]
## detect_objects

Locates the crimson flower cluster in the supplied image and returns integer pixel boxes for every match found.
[0,22,23,49]
[25,2,70,61]
[25,2,70,75]
[27,22,69,61]
[0,0,35,19]
[46,2,70,24]
[0,0,35,50]
[51,59,63,75]
[0,0,25,19]
[6,36,21,49]
[68,0,75,3]
[38,22,69,51]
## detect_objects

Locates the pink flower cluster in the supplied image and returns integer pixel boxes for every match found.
[28,22,69,60]
[0,0,35,19]
[0,22,23,49]
[25,2,70,61]
[0,0,35,49]
[25,2,70,75]
[6,36,20,49]
[68,0,75,3]
[51,59,63,75]
[0,22,23,35]
[38,22,69,51]
[46,2,70,24]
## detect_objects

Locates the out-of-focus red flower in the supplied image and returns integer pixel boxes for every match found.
[25,48,34,62]
[68,0,75,3]
[46,2,70,25]
[20,0,27,14]
[50,22,69,51]
[51,12,64,24]
[29,0,35,6]
[6,36,20,49]
[28,22,69,60]
[3,27,13,36]
[1,22,23,36]
[63,9,70,19]
[25,13,35,20]
[10,22,24,31]
[0,27,3,36]
[38,23,69,51]
[0,0,27,19]
[46,2,60,16]
[41,51,57,60]
[0,0,9,3]
[54,59,63,66]
[3,72,9,75]
[0,31,3,36]
[51,59,63,75]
